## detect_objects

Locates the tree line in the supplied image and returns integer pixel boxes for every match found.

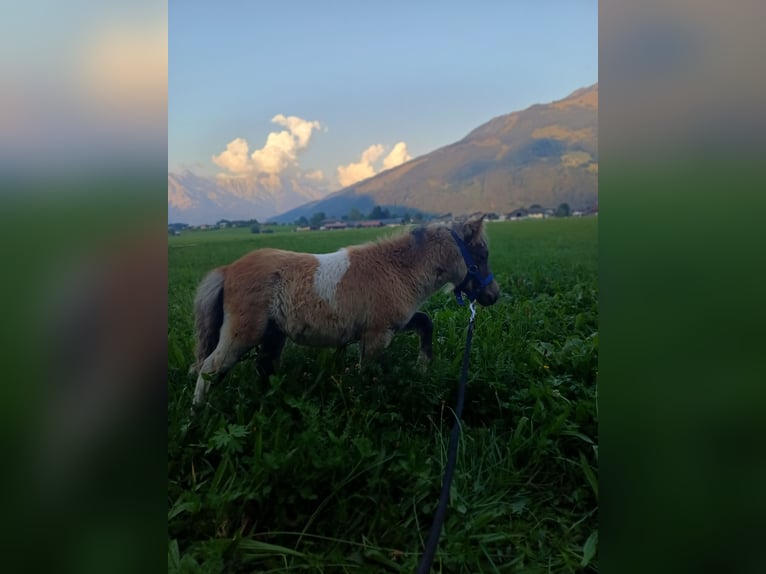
[293,206,426,228]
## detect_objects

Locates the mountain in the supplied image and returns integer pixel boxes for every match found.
[168,170,327,225]
[271,84,597,222]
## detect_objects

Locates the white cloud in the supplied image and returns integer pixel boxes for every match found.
[250,129,296,174]
[272,114,319,148]
[337,142,411,187]
[362,144,386,164]
[337,144,384,187]
[211,137,251,174]
[212,115,321,177]
[382,141,411,170]
[212,121,411,195]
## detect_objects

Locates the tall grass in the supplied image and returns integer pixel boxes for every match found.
[168,218,598,573]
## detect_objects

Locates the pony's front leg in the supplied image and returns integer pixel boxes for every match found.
[402,311,434,364]
[359,329,395,369]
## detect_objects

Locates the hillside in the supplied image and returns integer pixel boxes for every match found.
[272,84,597,222]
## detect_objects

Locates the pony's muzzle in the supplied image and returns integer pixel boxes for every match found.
[476,281,500,306]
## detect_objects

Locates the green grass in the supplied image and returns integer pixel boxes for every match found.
[168,218,598,573]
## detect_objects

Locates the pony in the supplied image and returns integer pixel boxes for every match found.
[191,214,499,406]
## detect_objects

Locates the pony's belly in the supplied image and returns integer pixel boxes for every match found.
[286,322,357,348]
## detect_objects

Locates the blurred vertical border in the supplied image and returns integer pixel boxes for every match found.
[601,1,766,573]
[0,1,167,572]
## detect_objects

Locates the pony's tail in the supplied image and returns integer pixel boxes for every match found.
[191,269,225,374]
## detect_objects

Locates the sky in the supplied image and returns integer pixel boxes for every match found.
[169,0,597,192]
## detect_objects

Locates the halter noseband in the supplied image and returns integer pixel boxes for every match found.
[449,229,494,306]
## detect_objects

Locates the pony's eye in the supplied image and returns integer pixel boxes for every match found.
[469,264,478,273]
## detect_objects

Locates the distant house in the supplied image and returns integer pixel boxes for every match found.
[526,206,550,219]
[321,222,348,230]
[380,217,404,227]
[357,220,383,228]
[508,209,529,220]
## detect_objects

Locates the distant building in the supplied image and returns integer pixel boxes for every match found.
[321,222,348,230]
[357,220,383,228]
[508,209,529,220]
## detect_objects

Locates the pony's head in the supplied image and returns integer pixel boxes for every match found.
[449,215,500,307]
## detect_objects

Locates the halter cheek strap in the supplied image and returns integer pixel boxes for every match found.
[449,229,494,306]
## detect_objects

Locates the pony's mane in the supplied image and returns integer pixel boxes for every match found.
[350,218,487,256]
[350,223,445,259]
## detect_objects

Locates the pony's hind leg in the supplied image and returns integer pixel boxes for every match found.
[403,311,434,363]
[192,314,259,406]
[193,342,245,406]
[255,321,287,381]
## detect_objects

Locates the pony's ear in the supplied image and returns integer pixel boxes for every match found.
[462,214,485,240]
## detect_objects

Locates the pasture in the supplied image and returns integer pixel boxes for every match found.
[168,218,598,573]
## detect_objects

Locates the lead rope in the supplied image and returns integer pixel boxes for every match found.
[416,300,476,574]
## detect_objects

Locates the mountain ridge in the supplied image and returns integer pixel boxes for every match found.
[271,83,597,223]
[168,170,327,225]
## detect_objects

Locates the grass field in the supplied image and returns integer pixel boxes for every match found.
[168,217,598,573]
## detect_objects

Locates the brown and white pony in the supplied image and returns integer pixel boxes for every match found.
[191,215,499,406]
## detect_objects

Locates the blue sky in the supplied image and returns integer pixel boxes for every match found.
[169,1,597,189]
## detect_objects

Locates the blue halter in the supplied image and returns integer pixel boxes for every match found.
[449,229,494,305]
